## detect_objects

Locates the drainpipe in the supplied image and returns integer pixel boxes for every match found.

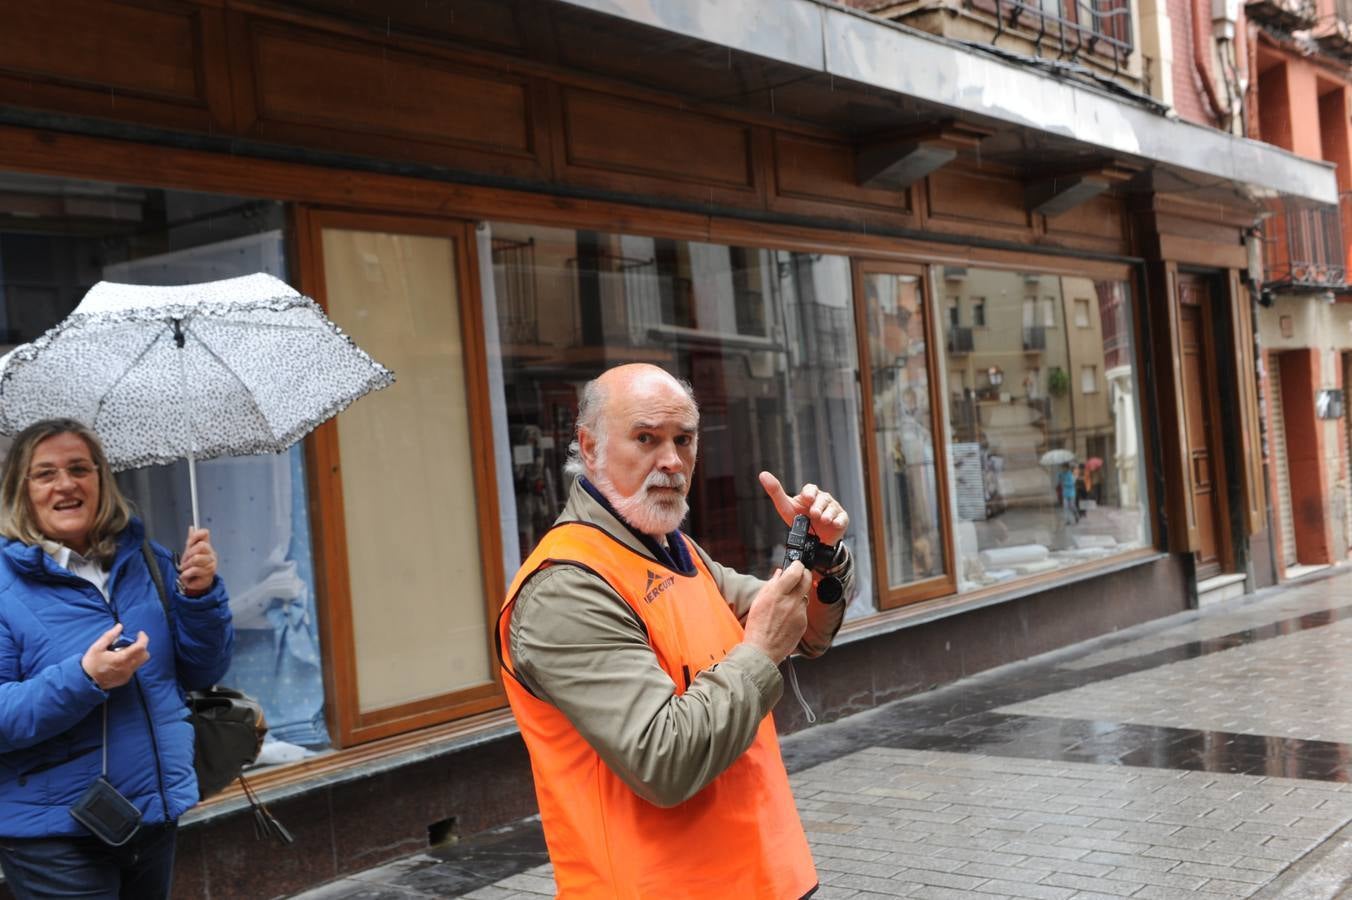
[1194,0,1230,124]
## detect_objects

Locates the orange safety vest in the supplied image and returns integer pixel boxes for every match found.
[498,523,818,900]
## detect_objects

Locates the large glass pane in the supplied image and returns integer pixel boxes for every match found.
[481,223,876,619]
[940,267,1150,591]
[862,272,947,595]
[0,174,330,756]
[321,228,491,710]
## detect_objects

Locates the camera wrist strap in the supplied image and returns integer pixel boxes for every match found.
[784,658,816,725]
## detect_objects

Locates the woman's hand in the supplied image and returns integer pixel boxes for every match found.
[178,527,217,597]
[80,623,149,690]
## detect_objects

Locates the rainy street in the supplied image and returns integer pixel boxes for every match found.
[296,568,1352,899]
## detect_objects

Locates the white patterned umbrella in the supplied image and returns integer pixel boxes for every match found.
[0,273,394,524]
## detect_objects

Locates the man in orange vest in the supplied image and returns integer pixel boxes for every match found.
[498,363,854,899]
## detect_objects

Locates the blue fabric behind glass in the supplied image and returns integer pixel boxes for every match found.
[106,229,330,749]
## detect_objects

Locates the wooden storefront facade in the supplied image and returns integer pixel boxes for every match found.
[0,1,1292,894]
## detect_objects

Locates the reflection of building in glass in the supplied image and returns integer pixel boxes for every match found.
[487,223,873,609]
[939,267,1148,592]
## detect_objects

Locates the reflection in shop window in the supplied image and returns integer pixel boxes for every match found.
[861,270,950,603]
[480,223,876,619]
[0,173,329,759]
[942,269,1149,593]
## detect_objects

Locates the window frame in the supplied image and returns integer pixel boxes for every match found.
[296,206,507,747]
[853,259,958,609]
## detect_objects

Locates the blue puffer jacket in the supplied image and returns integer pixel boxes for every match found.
[0,518,233,838]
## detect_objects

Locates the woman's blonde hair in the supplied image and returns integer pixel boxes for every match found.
[0,418,131,562]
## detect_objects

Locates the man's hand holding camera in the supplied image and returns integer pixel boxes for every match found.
[759,472,849,548]
[742,472,850,664]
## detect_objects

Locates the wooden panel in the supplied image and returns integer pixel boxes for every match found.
[1157,233,1247,269]
[772,132,912,213]
[0,0,199,99]
[1179,300,1219,571]
[562,88,753,189]
[1226,270,1267,537]
[0,0,229,130]
[1145,260,1200,553]
[246,24,532,156]
[1044,192,1126,242]
[926,167,1031,230]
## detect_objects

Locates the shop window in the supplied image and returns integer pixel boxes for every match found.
[312,218,502,743]
[858,265,954,607]
[940,270,1150,593]
[0,173,329,757]
[480,223,876,619]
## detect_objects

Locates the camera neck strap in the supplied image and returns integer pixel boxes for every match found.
[101,701,109,778]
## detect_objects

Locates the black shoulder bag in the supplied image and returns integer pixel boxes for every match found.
[141,538,293,844]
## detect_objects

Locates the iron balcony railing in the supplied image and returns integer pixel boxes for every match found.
[1245,0,1318,31]
[947,326,975,354]
[1261,196,1348,293]
[1313,0,1352,57]
[971,0,1134,69]
[1023,325,1047,351]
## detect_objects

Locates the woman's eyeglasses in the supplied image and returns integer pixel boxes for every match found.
[27,463,97,486]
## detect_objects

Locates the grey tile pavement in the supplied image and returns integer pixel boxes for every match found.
[293,570,1352,899]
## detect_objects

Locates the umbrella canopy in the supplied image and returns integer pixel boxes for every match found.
[1084,456,1104,471]
[1039,448,1076,467]
[0,273,394,520]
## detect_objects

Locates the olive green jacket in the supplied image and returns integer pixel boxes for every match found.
[507,478,852,808]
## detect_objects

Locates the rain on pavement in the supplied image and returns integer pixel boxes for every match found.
[294,569,1352,899]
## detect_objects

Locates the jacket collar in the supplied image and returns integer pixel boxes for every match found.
[3,518,145,580]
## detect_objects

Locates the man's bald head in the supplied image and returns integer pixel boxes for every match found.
[563,364,700,536]
[564,365,698,479]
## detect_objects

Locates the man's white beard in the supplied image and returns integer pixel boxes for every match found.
[591,466,690,536]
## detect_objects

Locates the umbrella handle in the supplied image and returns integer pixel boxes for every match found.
[187,452,200,530]
[175,321,200,529]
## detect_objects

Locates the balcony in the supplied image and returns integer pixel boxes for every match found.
[1246,0,1319,30]
[947,326,974,354]
[968,0,1134,70]
[1313,0,1352,58]
[1261,197,1348,294]
[1023,325,1047,352]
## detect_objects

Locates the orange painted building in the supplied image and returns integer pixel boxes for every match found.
[1242,0,1352,580]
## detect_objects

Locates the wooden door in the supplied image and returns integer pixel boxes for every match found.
[1177,274,1229,579]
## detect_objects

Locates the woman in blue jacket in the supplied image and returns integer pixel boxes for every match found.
[0,419,234,899]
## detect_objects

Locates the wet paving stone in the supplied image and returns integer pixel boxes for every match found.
[295,573,1352,897]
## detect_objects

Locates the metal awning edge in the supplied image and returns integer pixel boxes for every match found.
[554,0,1338,206]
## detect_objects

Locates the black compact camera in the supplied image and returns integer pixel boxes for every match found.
[782,515,844,604]
[782,514,835,572]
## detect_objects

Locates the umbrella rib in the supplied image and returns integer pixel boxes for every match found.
[197,319,323,334]
[92,325,172,424]
[185,325,279,442]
